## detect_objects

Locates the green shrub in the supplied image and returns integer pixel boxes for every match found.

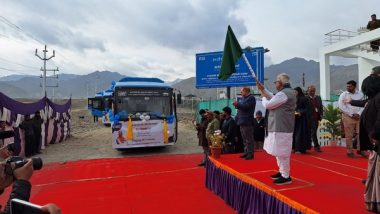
[322,104,342,140]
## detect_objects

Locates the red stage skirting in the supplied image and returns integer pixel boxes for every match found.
[206,146,372,214]
[0,154,235,214]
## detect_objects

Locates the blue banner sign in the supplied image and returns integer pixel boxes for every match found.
[195,47,264,88]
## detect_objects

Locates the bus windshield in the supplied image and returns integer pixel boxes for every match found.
[114,87,172,120]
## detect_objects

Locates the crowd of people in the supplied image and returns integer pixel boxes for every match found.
[196,67,380,183]
[195,89,265,166]
[196,66,380,211]
[338,66,380,212]
[196,74,323,185]
[195,80,326,164]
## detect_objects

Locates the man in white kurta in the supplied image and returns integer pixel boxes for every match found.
[258,73,296,185]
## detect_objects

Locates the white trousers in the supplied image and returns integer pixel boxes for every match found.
[276,156,290,178]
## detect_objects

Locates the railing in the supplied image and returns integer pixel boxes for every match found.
[357,26,370,35]
[324,29,359,45]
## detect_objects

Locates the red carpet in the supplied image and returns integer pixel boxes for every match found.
[207,146,372,214]
[0,154,234,214]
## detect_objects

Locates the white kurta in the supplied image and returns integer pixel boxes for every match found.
[263,132,293,157]
[261,89,293,157]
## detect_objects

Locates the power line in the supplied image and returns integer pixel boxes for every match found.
[0,57,39,70]
[0,66,32,75]
[0,15,44,45]
[0,16,78,70]
[0,16,72,61]
[0,15,103,75]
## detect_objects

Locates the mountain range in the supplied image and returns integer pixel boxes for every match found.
[0,57,358,99]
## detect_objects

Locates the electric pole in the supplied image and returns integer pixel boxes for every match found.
[302,73,305,88]
[35,45,55,97]
[42,67,59,101]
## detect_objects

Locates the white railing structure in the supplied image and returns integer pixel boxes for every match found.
[324,29,359,45]
[319,28,380,100]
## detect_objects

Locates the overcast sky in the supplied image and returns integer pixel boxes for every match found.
[0,0,377,81]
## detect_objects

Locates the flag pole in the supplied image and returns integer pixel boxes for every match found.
[241,52,260,84]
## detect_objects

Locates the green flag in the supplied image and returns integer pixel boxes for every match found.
[218,25,243,80]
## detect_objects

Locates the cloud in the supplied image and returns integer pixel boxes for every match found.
[234,0,378,64]
[0,0,379,82]
[7,0,246,52]
[0,0,248,81]
[17,14,105,52]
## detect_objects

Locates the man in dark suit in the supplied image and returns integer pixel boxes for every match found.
[253,111,265,150]
[233,87,256,160]
[196,109,209,166]
[220,106,238,154]
[307,85,323,152]
[367,14,380,51]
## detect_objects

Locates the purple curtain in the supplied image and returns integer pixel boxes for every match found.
[0,92,71,156]
[46,98,71,113]
[205,158,304,214]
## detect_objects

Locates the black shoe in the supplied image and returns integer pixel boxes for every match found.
[347,153,355,158]
[314,147,322,152]
[245,155,253,160]
[197,162,205,167]
[357,151,368,158]
[273,176,292,185]
[240,153,247,158]
[270,172,282,180]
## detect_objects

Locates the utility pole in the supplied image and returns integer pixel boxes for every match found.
[302,73,305,88]
[86,82,89,99]
[43,67,59,101]
[35,45,55,97]
[227,86,231,99]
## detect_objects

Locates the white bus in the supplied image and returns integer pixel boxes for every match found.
[111,77,178,149]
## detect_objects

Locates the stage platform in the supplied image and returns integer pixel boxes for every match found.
[206,146,371,214]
